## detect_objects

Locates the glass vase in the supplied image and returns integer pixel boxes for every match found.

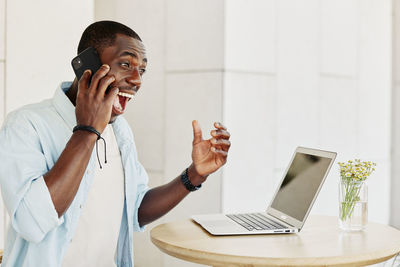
[339,179,368,231]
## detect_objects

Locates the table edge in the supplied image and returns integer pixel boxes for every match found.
[150,218,400,266]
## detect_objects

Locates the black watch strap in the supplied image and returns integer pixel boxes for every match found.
[180,168,202,192]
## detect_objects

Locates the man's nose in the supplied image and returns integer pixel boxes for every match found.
[126,69,142,88]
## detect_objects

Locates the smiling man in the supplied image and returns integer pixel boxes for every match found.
[0,21,231,267]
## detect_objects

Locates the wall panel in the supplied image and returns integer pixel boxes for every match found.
[0,0,4,60]
[6,0,93,113]
[275,0,320,168]
[222,72,276,213]
[321,0,358,76]
[166,0,224,71]
[225,0,276,73]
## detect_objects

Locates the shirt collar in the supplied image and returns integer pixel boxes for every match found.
[52,82,76,130]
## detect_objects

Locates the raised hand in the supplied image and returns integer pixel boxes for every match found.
[191,120,231,178]
[75,64,119,133]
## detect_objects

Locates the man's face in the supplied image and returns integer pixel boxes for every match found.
[99,34,147,123]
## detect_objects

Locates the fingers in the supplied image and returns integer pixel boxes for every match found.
[88,64,112,94]
[104,87,120,106]
[78,70,92,92]
[214,122,227,131]
[97,76,115,97]
[192,120,203,145]
[211,122,231,152]
[211,147,228,156]
[211,129,230,139]
[211,138,231,152]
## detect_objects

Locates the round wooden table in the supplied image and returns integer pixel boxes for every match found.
[150,215,400,266]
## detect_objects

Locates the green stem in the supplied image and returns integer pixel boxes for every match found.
[340,179,363,221]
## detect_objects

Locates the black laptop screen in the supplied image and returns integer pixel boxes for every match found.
[270,152,332,221]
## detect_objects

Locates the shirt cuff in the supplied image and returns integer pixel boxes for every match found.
[133,187,149,232]
[23,176,64,234]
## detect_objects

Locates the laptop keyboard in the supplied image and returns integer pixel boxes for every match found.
[226,213,287,231]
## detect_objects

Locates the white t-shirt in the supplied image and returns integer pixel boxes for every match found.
[62,124,125,267]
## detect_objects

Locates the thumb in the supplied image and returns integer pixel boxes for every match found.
[192,120,203,145]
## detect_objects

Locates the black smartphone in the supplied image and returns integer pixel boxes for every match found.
[71,47,102,83]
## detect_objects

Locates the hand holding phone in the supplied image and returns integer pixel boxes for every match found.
[71,47,118,132]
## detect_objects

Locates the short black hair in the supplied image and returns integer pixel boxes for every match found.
[77,20,142,55]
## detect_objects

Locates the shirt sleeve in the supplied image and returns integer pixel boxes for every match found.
[132,161,149,232]
[115,116,149,232]
[0,115,63,243]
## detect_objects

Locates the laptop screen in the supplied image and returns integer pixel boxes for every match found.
[270,152,333,222]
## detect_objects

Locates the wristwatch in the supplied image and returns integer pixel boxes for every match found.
[180,168,202,192]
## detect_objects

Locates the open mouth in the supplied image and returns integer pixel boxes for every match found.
[113,91,134,114]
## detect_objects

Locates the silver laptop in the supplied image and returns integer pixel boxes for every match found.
[192,147,337,235]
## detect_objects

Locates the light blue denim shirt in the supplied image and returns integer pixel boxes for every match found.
[0,82,149,267]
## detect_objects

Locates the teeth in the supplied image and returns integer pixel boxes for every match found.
[113,95,122,110]
[117,92,134,99]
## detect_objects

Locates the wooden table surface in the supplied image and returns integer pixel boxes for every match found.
[150,215,400,267]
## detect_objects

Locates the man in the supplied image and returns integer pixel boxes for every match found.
[0,21,231,266]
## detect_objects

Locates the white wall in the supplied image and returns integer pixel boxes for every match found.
[0,0,5,250]
[6,1,93,113]
[223,0,392,227]
[0,0,94,251]
[95,1,166,266]
[0,1,393,266]
[392,0,400,228]
[95,1,392,267]
[95,1,224,266]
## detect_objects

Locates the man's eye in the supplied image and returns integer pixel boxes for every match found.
[121,62,130,68]
[140,69,146,75]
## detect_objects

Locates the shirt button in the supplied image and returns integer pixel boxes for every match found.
[80,205,83,209]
